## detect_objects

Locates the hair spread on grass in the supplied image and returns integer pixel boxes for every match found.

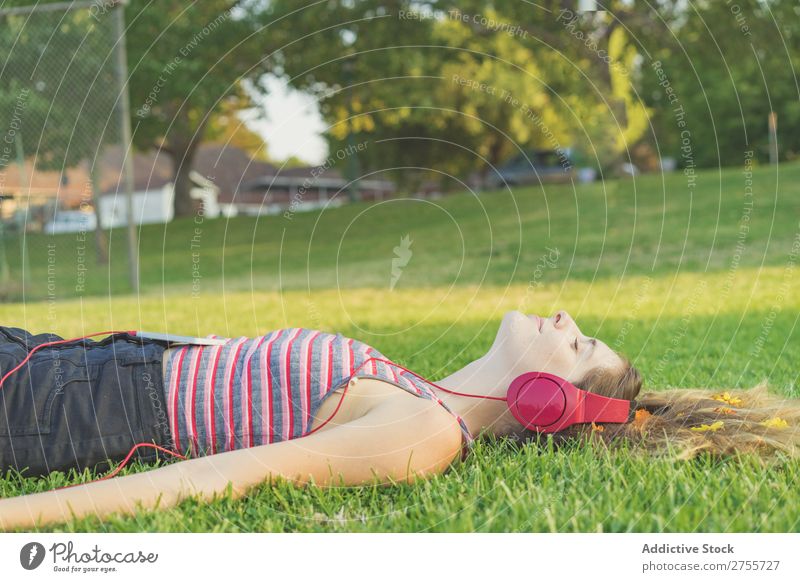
[561,358,800,461]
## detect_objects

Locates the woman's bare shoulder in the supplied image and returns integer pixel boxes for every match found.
[367,380,463,455]
[315,376,463,461]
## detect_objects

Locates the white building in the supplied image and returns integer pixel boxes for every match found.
[98,171,220,227]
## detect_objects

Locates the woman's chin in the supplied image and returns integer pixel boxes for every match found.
[492,311,536,350]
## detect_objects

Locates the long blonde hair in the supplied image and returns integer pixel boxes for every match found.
[566,359,800,461]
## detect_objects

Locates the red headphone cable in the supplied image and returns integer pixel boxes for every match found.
[306,355,505,435]
[0,331,189,491]
[1,334,497,490]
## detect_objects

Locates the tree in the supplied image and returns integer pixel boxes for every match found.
[637,0,800,167]
[205,94,271,162]
[261,0,653,189]
[124,0,274,216]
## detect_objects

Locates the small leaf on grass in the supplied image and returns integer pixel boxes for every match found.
[711,392,743,406]
[630,409,652,434]
[713,407,737,415]
[690,421,724,432]
[759,417,789,429]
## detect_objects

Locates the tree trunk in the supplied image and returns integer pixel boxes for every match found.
[165,116,210,218]
[480,138,505,188]
[89,157,109,265]
[170,148,196,218]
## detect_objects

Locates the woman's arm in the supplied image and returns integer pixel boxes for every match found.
[0,394,462,530]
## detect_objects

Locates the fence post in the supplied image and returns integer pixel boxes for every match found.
[0,196,10,285]
[768,111,778,165]
[14,133,30,291]
[113,0,140,293]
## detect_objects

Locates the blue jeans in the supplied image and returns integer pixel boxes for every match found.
[0,327,174,477]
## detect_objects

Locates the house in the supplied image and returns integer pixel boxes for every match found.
[97,171,221,227]
[0,144,221,230]
[0,153,94,230]
[190,143,396,215]
[98,147,220,227]
[238,167,395,215]
[1,142,397,230]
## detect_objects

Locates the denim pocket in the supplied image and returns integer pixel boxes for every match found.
[0,351,91,437]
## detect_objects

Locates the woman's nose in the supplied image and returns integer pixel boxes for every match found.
[554,310,571,328]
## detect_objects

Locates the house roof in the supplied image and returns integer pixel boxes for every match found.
[99,146,174,194]
[191,144,277,200]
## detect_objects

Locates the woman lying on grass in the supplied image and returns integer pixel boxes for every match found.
[1,310,798,530]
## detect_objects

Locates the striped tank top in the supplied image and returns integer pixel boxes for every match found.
[162,328,474,459]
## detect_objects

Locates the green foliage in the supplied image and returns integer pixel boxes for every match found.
[124,1,262,148]
[262,0,653,187]
[638,0,800,166]
[0,7,121,169]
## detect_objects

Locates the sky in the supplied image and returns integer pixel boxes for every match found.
[241,75,328,166]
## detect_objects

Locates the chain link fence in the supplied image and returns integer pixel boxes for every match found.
[0,0,138,300]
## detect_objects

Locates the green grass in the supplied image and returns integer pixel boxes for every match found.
[1,160,799,531]
[3,438,799,532]
[3,156,800,299]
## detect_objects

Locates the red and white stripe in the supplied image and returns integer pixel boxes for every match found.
[167,346,189,453]
[300,330,322,433]
[261,329,285,444]
[185,345,204,455]
[204,343,224,454]
[357,343,377,375]
[240,335,268,449]
[222,336,248,452]
[280,328,304,441]
[164,329,473,454]
[317,333,334,400]
[344,338,354,380]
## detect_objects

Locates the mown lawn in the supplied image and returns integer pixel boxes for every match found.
[0,159,799,532]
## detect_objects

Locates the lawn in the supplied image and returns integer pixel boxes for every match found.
[0,159,799,532]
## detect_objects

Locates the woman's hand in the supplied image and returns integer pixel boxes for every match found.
[0,462,183,531]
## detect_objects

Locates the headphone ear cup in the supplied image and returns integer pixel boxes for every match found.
[507,373,568,431]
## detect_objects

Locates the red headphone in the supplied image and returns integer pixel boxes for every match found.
[505,371,631,432]
[319,356,633,436]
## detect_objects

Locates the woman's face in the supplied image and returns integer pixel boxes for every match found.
[490,310,624,383]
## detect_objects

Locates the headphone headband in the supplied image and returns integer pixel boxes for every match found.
[506,371,631,433]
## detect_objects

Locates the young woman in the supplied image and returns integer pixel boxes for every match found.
[0,309,797,530]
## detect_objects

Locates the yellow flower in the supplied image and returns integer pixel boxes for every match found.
[713,407,737,415]
[711,392,743,406]
[759,417,789,429]
[591,422,604,432]
[690,421,725,432]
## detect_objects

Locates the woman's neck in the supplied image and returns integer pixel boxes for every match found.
[427,352,524,439]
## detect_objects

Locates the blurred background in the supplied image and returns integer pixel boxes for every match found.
[0,1,797,363]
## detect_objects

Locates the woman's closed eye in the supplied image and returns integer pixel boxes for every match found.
[573,337,579,352]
